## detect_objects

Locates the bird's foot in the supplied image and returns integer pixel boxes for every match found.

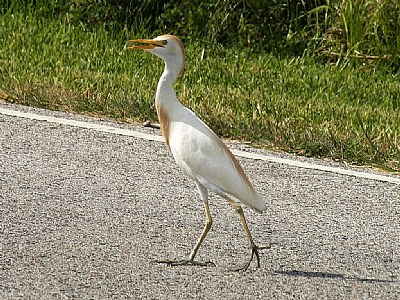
[154,259,216,267]
[232,243,272,272]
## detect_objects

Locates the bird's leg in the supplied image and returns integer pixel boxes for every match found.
[155,201,215,267]
[224,196,271,272]
[189,201,212,261]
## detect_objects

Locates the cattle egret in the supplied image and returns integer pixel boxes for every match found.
[128,35,270,271]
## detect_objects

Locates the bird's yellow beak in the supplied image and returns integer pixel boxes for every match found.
[127,39,166,50]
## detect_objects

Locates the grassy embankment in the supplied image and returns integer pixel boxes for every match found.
[0,8,399,172]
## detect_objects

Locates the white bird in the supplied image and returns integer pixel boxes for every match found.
[128,34,270,271]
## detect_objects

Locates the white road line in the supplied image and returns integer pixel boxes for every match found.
[1,107,399,185]
[0,108,164,142]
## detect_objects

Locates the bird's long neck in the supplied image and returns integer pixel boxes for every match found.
[155,62,183,149]
[155,61,182,108]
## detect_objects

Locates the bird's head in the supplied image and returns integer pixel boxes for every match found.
[128,34,185,77]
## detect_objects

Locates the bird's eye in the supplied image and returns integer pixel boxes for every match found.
[161,40,168,46]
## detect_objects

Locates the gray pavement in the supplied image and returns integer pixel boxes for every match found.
[1,103,399,299]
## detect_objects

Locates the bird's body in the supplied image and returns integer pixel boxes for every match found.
[129,34,269,271]
[157,80,266,212]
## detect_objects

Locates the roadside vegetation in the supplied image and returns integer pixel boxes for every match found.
[0,0,399,171]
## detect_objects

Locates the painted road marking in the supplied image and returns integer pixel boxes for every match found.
[1,107,399,185]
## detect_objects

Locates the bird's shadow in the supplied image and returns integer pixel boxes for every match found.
[273,270,397,283]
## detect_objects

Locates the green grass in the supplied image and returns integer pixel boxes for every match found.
[0,10,399,172]
[312,0,400,68]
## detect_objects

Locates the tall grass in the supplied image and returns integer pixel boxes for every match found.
[313,0,400,68]
[2,1,399,64]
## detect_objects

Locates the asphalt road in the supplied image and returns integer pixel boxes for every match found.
[1,103,399,299]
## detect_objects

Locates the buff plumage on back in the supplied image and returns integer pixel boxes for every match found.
[214,137,266,212]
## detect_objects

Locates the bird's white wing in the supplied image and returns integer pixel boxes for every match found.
[168,108,266,212]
